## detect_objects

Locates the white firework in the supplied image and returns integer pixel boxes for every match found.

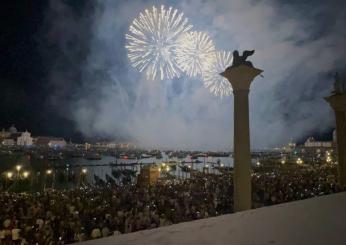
[176,31,216,77]
[203,51,233,97]
[176,31,215,77]
[125,5,192,80]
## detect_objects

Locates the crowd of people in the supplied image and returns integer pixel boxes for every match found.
[252,165,342,207]
[0,164,343,244]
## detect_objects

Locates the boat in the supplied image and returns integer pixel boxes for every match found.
[119,154,137,160]
[85,153,102,160]
[122,169,137,177]
[94,174,106,186]
[112,170,122,179]
[47,154,62,161]
[181,159,203,164]
[111,169,136,179]
[214,166,233,173]
[169,151,187,159]
[190,153,207,159]
[105,174,116,185]
[206,152,230,157]
[160,160,179,167]
[140,153,152,159]
[179,164,192,172]
[71,152,84,158]
[109,161,138,167]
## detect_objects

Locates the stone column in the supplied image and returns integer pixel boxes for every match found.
[221,65,263,212]
[325,94,346,188]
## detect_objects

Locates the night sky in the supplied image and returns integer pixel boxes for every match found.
[1,0,345,148]
[1,1,84,141]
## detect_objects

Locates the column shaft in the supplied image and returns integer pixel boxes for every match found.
[335,111,346,187]
[233,89,252,211]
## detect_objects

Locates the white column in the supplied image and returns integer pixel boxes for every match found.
[221,65,263,212]
[325,94,346,188]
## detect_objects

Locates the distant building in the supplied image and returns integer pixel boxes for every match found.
[304,137,333,148]
[8,125,18,134]
[282,139,296,152]
[93,141,138,149]
[2,139,15,146]
[0,125,21,146]
[34,136,67,148]
[0,129,11,139]
[17,131,33,146]
[292,136,336,164]
[118,143,137,149]
[85,143,91,151]
[48,139,66,148]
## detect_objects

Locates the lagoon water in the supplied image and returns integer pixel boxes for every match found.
[66,153,256,184]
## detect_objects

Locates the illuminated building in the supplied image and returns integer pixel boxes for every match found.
[304,137,333,148]
[2,139,15,146]
[17,131,33,146]
[34,136,67,148]
[137,165,160,186]
[282,139,296,153]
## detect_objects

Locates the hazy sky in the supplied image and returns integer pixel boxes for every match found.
[1,0,345,150]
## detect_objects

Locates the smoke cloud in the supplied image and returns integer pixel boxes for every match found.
[43,0,346,150]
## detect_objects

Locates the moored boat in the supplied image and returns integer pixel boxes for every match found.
[85,152,102,160]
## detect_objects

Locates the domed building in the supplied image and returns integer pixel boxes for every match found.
[8,125,18,134]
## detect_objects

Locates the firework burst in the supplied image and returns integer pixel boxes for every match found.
[125,5,192,80]
[175,31,216,77]
[203,51,233,97]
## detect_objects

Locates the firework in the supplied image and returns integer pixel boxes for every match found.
[125,5,192,80]
[176,31,216,77]
[203,51,233,97]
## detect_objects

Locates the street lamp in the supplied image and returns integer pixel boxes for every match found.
[296,158,303,165]
[44,169,53,191]
[16,165,22,178]
[7,172,13,179]
[5,171,13,189]
[79,168,88,186]
[22,171,30,179]
[204,164,209,174]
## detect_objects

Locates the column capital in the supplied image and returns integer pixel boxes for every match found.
[220,65,263,91]
[325,94,346,112]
